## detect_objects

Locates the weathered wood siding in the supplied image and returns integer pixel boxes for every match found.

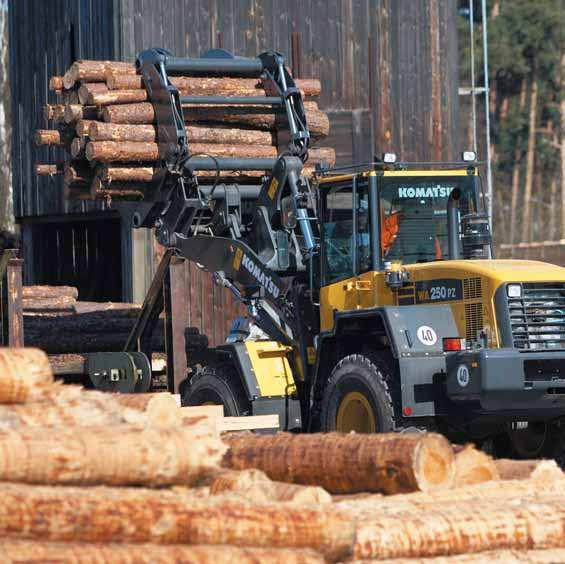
[9,0,118,218]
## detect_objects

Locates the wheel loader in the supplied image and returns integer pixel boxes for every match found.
[104,47,565,461]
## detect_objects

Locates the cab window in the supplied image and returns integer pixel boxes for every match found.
[321,180,371,285]
[379,176,477,264]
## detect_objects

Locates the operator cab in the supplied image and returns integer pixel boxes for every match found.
[314,157,490,287]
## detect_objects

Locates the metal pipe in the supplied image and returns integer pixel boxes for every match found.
[181,95,283,106]
[287,167,315,253]
[448,189,462,260]
[184,157,277,172]
[198,185,262,200]
[469,0,478,154]
[481,0,494,229]
[165,57,263,75]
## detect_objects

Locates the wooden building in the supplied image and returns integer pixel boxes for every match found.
[9,0,460,344]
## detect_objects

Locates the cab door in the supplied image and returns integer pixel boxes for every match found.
[318,177,376,331]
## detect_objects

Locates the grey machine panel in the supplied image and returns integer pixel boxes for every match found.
[382,305,458,417]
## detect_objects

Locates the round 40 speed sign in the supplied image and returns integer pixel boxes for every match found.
[416,325,438,346]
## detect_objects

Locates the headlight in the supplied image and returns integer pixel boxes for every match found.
[507,284,522,298]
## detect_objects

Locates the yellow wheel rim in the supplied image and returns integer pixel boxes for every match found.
[336,391,377,433]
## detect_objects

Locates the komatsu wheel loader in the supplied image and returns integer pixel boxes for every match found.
[114,48,565,460]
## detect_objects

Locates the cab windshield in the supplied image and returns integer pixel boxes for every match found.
[380,175,478,264]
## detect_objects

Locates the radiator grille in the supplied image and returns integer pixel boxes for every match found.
[465,302,483,341]
[509,283,565,350]
[463,277,482,300]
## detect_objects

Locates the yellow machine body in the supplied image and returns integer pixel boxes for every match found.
[243,340,297,397]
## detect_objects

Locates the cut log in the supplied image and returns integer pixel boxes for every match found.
[351,497,565,560]
[35,164,63,176]
[62,60,135,89]
[73,301,141,314]
[106,72,322,97]
[0,482,355,559]
[333,477,565,518]
[22,286,78,300]
[90,180,147,201]
[86,140,278,162]
[111,392,181,427]
[494,458,564,481]
[101,102,330,138]
[34,129,73,146]
[42,104,66,122]
[99,165,155,183]
[48,76,63,91]
[63,105,99,124]
[181,404,224,418]
[355,548,565,564]
[219,414,279,432]
[47,353,87,376]
[223,432,455,494]
[453,444,499,486]
[77,82,109,105]
[89,121,275,145]
[209,469,332,504]
[0,541,326,564]
[0,423,225,486]
[0,348,54,404]
[89,89,149,106]
[22,296,76,311]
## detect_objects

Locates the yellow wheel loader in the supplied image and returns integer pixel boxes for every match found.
[99,48,565,462]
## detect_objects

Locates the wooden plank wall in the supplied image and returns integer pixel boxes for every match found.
[8,0,118,219]
[117,0,460,163]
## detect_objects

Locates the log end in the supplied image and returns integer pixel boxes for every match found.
[413,433,456,492]
[453,444,499,487]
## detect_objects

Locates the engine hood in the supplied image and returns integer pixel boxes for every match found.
[404,259,565,287]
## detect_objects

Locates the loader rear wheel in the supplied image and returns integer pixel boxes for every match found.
[182,363,250,416]
[319,354,395,433]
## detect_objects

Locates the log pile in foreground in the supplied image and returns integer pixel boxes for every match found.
[35,60,334,202]
[0,347,564,562]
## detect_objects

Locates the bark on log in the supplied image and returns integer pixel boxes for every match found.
[34,129,73,146]
[63,60,135,89]
[0,424,225,486]
[86,141,334,165]
[0,541,325,564]
[351,498,565,560]
[106,72,321,97]
[0,348,54,404]
[209,469,332,504]
[89,122,275,145]
[63,105,99,124]
[89,89,149,106]
[35,164,63,176]
[42,104,66,122]
[73,301,141,314]
[359,548,565,564]
[22,286,78,300]
[223,432,455,494]
[453,444,499,486]
[0,483,354,559]
[47,353,87,376]
[101,102,330,138]
[77,82,108,105]
[99,165,155,183]
[22,296,76,311]
[48,76,63,91]
[494,458,564,481]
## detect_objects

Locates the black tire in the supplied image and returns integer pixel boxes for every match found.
[182,363,250,417]
[319,354,396,433]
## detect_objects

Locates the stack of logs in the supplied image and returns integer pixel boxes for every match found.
[35,60,335,201]
[0,346,564,563]
[22,285,207,356]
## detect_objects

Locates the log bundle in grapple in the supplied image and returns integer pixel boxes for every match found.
[35,59,334,201]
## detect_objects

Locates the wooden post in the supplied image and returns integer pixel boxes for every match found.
[0,250,23,347]
[164,257,190,394]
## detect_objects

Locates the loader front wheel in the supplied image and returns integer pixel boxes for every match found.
[182,363,250,416]
[319,354,396,433]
